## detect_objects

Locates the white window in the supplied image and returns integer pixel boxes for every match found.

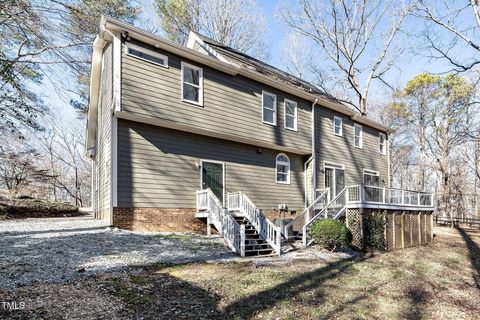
[354,124,363,148]
[262,91,277,125]
[284,99,297,131]
[333,116,343,136]
[181,62,203,106]
[379,133,386,155]
[125,43,168,68]
[363,169,380,186]
[276,153,290,184]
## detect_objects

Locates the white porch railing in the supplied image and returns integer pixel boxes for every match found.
[346,185,434,207]
[227,191,282,256]
[196,189,245,256]
[283,188,330,239]
[302,187,348,247]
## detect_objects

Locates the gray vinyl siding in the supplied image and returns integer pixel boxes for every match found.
[117,119,305,210]
[314,107,388,189]
[94,44,113,220]
[120,40,312,153]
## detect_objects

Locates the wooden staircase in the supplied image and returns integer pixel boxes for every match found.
[196,189,281,257]
[233,216,274,256]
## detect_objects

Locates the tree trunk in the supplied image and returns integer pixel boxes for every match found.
[418,113,426,192]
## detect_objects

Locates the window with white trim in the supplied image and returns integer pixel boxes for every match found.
[276,153,290,184]
[333,116,343,136]
[126,43,168,67]
[363,169,380,186]
[379,133,386,155]
[181,62,203,106]
[354,124,363,148]
[284,99,297,131]
[262,91,277,125]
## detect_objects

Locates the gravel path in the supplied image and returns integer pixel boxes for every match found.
[0,215,236,288]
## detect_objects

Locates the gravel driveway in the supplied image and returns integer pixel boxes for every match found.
[0,215,236,288]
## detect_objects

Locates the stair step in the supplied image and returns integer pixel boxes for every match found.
[244,247,273,253]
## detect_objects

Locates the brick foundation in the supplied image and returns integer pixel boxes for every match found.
[113,208,206,233]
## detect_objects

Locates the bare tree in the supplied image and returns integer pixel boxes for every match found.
[155,0,269,59]
[278,0,415,115]
[280,33,313,79]
[425,75,477,221]
[416,0,480,73]
[37,120,91,206]
[0,138,50,196]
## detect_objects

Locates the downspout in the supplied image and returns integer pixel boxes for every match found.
[304,156,313,208]
[311,98,318,198]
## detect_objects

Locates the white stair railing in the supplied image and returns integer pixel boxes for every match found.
[227,192,282,256]
[196,189,245,256]
[302,187,348,247]
[283,188,330,239]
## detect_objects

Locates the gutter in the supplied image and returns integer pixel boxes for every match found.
[86,35,108,150]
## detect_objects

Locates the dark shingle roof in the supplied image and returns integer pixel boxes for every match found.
[194,33,343,104]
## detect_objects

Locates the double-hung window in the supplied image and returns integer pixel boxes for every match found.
[363,169,380,186]
[333,116,343,136]
[276,153,290,184]
[284,99,297,131]
[126,43,168,68]
[181,62,203,106]
[379,133,386,155]
[354,124,363,148]
[262,91,277,125]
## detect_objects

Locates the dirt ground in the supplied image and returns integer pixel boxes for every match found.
[1,226,479,320]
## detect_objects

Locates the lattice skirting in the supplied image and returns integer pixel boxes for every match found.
[345,209,433,251]
[346,208,363,249]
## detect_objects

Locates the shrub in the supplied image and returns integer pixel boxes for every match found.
[0,198,79,219]
[311,219,352,251]
[364,214,386,251]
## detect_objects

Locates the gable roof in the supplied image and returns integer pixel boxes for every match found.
[189,32,334,98]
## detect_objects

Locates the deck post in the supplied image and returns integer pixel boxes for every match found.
[240,224,246,257]
[392,212,396,249]
[207,217,212,237]
[276,227,281,256]
[418,213,422,246]
[401,211,405,249]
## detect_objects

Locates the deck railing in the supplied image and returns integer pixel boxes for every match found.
[303,187,348,246]
[227,191,282,255]
[283,188,330,239]
[346,185,434,207]
[196,189,244,256]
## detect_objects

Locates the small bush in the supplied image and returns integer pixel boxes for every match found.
[311,219,352,250]
[364,214,385,251]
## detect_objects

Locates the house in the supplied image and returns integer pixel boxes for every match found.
[86,17,434,256]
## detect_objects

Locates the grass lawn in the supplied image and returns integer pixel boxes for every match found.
[2,226,479,319]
